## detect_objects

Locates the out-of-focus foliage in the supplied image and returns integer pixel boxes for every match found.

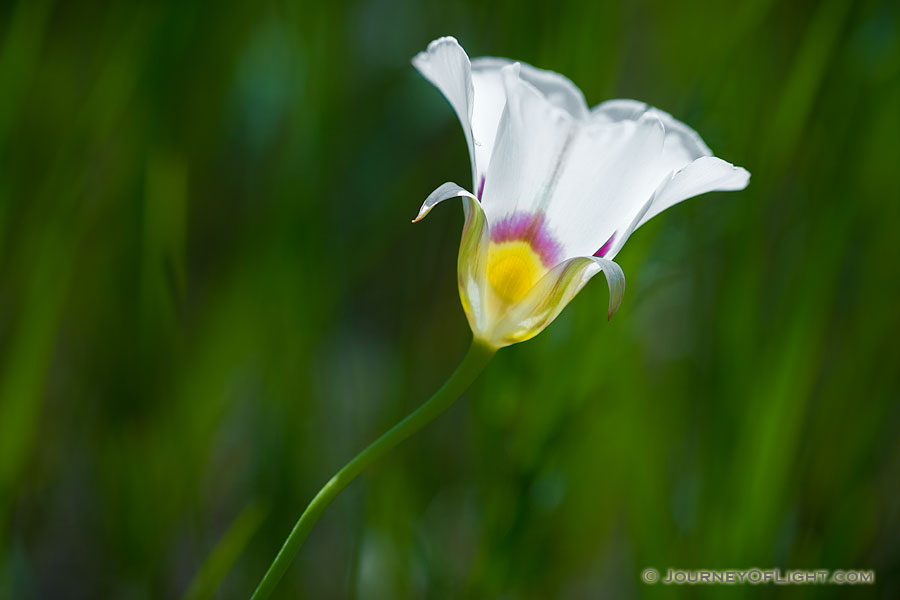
[0,0,898,598]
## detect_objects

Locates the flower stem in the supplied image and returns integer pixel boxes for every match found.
[250,338,497,600]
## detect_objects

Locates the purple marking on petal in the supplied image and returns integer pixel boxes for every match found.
[593,232,615,258]
[491,212,562,267]
[477,176,486,200]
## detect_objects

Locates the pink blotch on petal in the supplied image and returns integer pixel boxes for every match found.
[593,233,615,258]
[491,212,562,267]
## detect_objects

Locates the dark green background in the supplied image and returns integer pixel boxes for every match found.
[1,0,898,598]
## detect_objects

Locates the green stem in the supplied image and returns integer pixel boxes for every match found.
[250,338,497,600]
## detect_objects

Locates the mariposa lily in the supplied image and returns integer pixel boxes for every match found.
[250,38,750,599]
[413,36,749,348]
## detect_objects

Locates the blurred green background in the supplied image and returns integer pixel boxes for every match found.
[1,0,898,598]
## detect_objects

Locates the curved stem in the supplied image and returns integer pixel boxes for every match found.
[250,339,497,600]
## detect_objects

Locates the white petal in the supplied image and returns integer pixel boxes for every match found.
[471,57,589,120]
[587,256,626,319]
[412,37,477,184]
[413,181,479,223]
[466,66,506,191]
[593,98,712,160]
[465,59,588,189]
[590,101,750,255]
[482,66,671,260]
[603,194,655,260]
[600,156,749,258]
[413,181,492,341]
[478,64,570,222]
[413,38,592,193]
[634,156,750,230]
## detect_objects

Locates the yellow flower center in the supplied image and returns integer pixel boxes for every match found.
[486,241,545,304]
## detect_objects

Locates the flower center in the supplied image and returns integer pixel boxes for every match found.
[486,241,544,304]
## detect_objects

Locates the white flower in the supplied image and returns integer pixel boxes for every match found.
[412,36,750,349]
